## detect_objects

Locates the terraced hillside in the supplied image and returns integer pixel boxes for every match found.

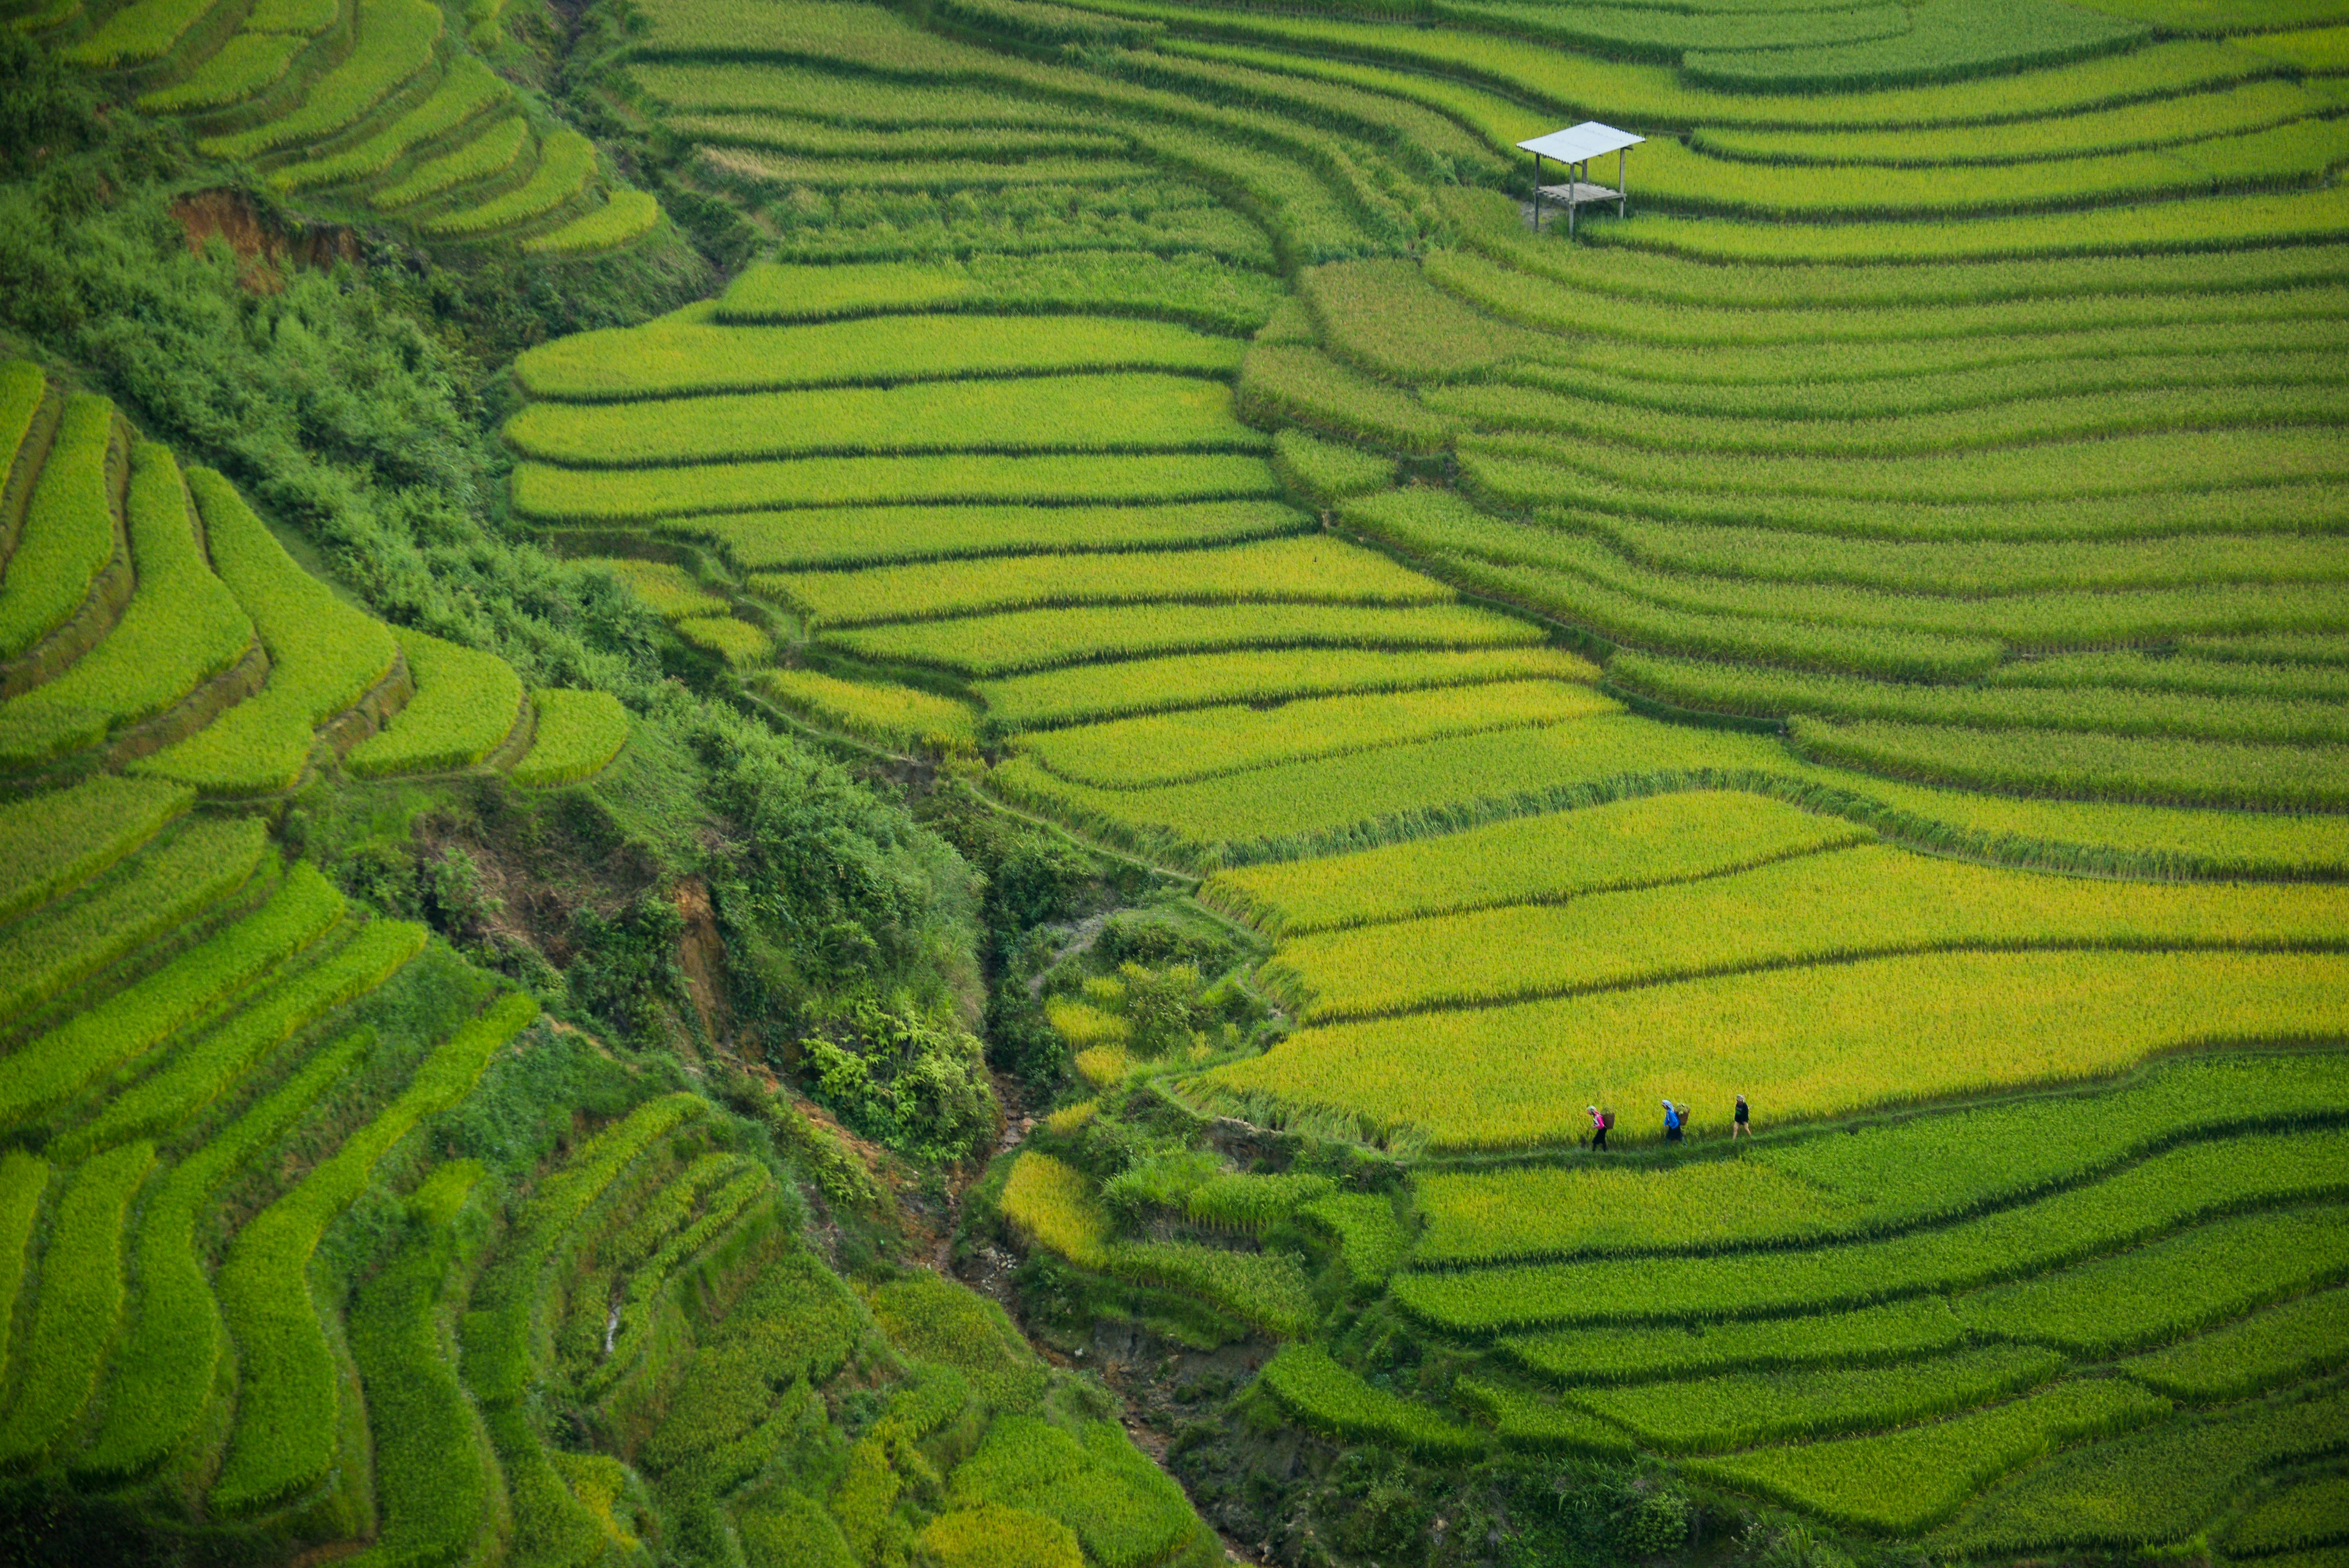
[17,0,661,254]
[485,0,2349,1551]
[0,360,1219,1567]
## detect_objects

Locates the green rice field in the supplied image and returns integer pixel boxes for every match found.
[10,0,2349,1556]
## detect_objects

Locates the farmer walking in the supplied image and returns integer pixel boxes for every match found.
[1588,1104,1610,1151]
[1733,1093,1751,1139]
[1662,1098,1682,1144]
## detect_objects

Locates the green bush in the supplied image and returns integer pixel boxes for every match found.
[78,1028,371,1484]
[0,441,254,766]
[210,992,536,1514]
[57,916,427,1160]
[0,816,269,1024]
[0,774,190,924]
[0,859,342,1127]
[347,626,525,776]
[0,392,115,660]
[509,687,629,786]
[0,1141,154,1466]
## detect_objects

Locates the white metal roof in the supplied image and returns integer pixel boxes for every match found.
[1516,122,1645,163]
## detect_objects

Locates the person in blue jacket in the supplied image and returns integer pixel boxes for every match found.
[1662,1098,1683,1144]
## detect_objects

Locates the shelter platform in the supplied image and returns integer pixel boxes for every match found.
[1536,181,1621,205]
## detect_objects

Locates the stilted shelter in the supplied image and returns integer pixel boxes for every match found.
[1518,122,1645,238]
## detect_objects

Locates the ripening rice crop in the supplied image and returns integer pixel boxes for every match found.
[2117,1286,2349,1402]
[0,861,342,1127]
[1685,1380,2169,1535]
[0,442,252,767]
[0,818,270,1025]
[1505,1300,1971,1388]
[1264,842,2349,1021]
[1790,716,2349,811]
[1619,653,2349,749]
[524,189,664,256]
[977,644,1591,734]
[503,373,1265,468]
[509,689,630,787]
[1258,1344,1485,1456]
[513,452,1282,522]
[1931,1384,2349,1554]
[1000,1152,1111,1270]
[673,613,774,668]
[515,311,1243,400]
[580,557,724,621]
[203,0,445,161]
[766,535,1447,628]
[372,117,532,213]
[425,128,598,236]
[1018,679,1618,791]
[1236,345,1458,455]
[1956,1205,2349,1356]
[828,601,1542,679]
[1392,1130,2349,1333]
[0,393,116,662]
[670,499,1306,572]
[1203,790,1869,936]
[761,668,978,752]
[715,252,1286,335]
[271,57,513,190]
[1417,1052,2349,1267]
[0,774,191,924]
[130,470,398,796]
[1565,1345,2069,1456]
[347,628,525,777]
[1202,949,2349,1153]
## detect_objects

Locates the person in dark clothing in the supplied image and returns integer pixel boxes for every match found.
[1733,1093,1751,1139]
[1588,1104,1609,1151]
[1662,1098,1682,1144]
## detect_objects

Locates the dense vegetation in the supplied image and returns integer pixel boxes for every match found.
[3,0,2345,1560]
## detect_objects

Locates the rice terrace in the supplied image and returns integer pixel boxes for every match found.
[0,0,2346,1557]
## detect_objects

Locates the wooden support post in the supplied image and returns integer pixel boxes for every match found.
[1619,145,1627,218]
